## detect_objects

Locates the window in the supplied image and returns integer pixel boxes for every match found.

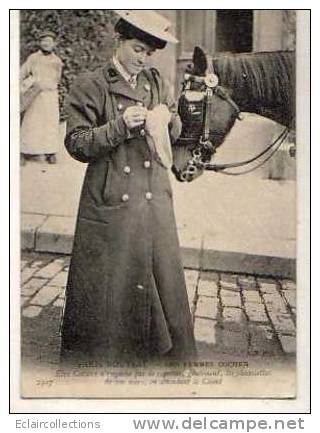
[216,10,253,53]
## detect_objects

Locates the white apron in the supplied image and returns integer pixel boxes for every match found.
[20,50,62,155]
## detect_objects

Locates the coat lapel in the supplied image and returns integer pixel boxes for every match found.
[103,61,140,102]
[103,61,154,105]
[109,80,143,102]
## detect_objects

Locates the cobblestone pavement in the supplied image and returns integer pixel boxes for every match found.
[21,252,296,366]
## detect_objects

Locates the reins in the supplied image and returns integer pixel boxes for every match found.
[204,125,290,175]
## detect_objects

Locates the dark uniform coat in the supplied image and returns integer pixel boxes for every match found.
[60,60,196,363]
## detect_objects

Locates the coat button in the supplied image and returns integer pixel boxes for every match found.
[145,192,153,201]
[123,165,131,174]
[137,284,144,290]
[144,83,151,92]
[140,129,146,137]
[117,103,123,111]
[121,194,129,202]
[144,161,151,169]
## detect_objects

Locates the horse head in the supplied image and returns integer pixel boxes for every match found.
[173,47,241,182]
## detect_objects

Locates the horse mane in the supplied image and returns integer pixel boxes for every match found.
[211,51,295,125]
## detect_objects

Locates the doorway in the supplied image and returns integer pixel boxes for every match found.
[215,10,253,53]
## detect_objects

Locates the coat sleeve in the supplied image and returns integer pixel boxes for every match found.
[20,56,32,81]
[65,74,127,163]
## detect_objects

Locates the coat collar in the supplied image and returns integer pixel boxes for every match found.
[112,56,137,87]
[103,60,152,103]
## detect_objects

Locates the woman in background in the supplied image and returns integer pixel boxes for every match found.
[20,31,63,165]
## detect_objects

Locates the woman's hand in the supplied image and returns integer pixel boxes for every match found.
[123,106,148,130]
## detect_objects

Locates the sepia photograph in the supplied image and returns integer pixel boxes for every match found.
[11,8,309,407]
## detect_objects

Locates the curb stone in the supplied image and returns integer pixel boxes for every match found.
[21,212,296,279]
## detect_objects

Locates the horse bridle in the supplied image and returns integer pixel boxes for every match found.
[175,71,290,181]
[175,72,242,182]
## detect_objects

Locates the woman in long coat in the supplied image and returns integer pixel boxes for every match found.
[60,10,196,364]
[20,31,62,164]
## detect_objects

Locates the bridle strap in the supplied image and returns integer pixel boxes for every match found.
[214,86,243,121]
[202,87,213,142]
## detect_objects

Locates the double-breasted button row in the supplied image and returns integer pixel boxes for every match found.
[123,162,151,173]
[121,193,153,202]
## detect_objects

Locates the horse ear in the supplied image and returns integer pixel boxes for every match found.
[192,46,208,76]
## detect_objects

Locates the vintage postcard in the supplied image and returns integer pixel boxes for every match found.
[10,9,310,410]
